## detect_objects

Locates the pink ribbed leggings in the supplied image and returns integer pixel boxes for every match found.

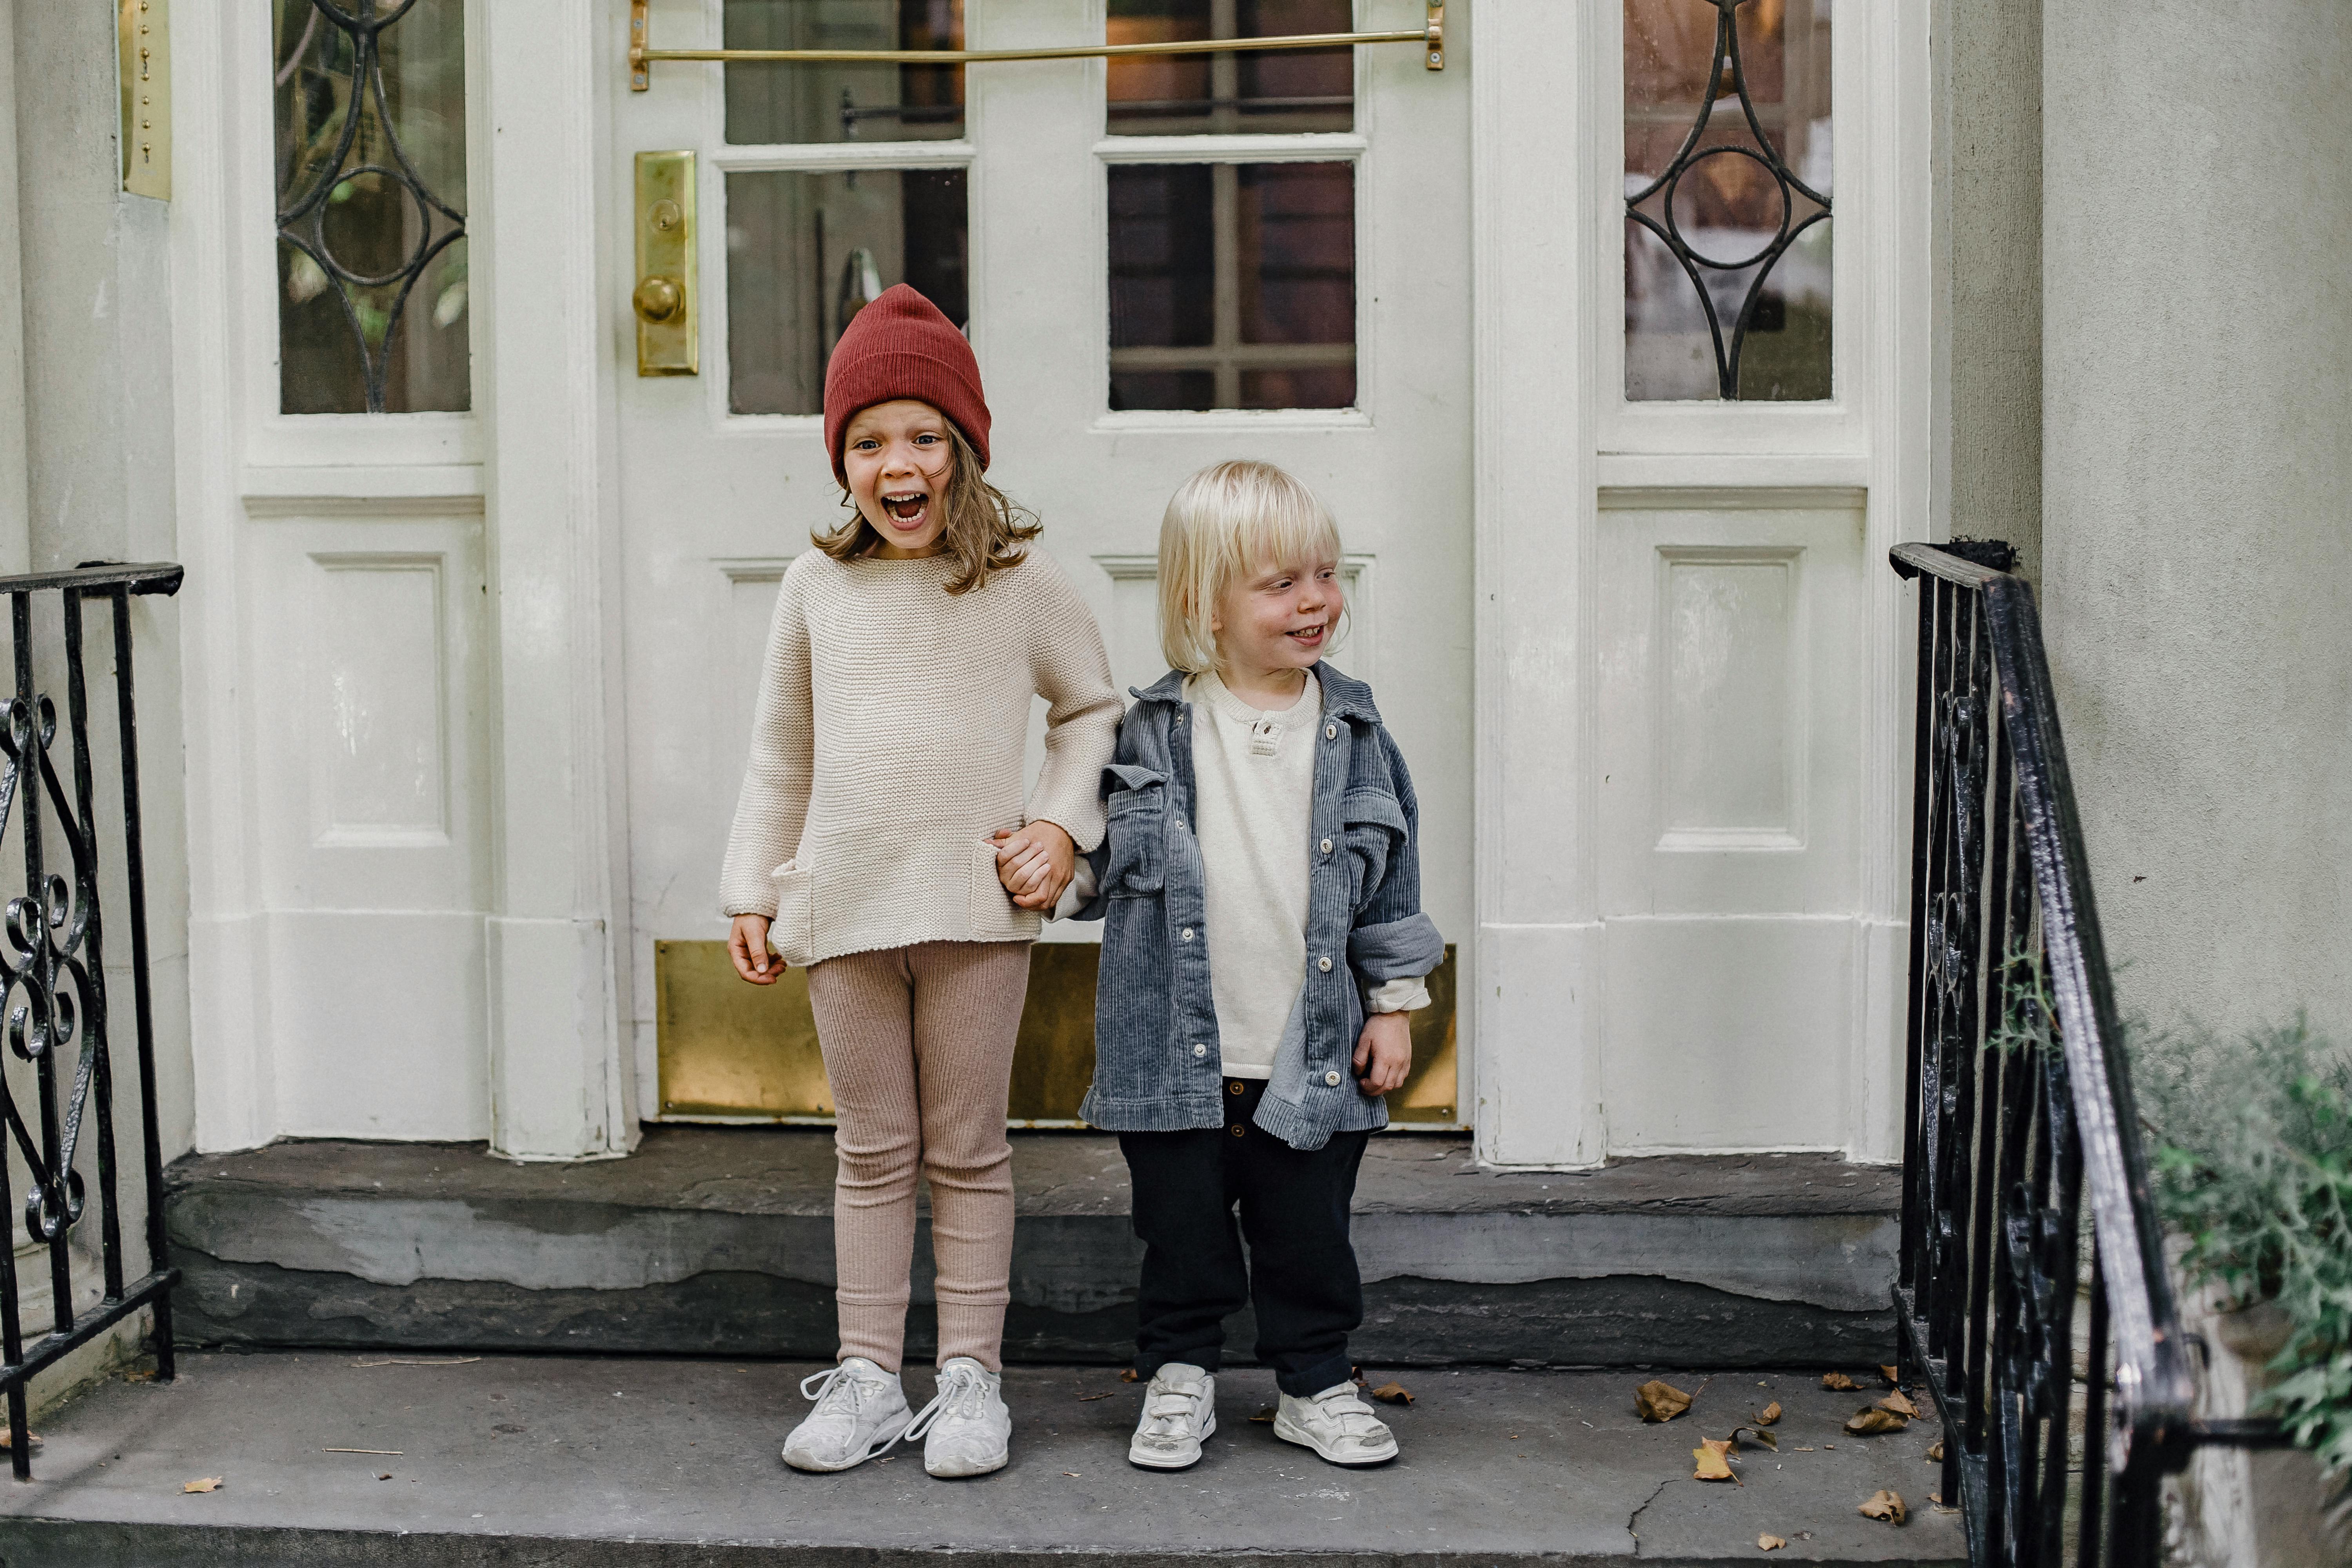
[805,940,1031,1373]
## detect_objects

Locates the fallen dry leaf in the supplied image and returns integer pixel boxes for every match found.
[377,1473,393,1481]
[1119,1369,1140,1383]
[0,1428,40,1450]
[1250,1406,1277,1424]
[1076,1392,1112,1402]
[1740,1425,1779,1452]
[183,1477,223,1494]
[1877,1390,1922,1419]
[1636,1379,1694,1422]
[1756,1401,1782,1426]
[1927,1492,1943,1506]
[1368,1382,1414,1405]
[1821,1371,1858,1391]
[1847,1408,1910,1435]
[1693,1437,1737,1482]
[1758,1535,1787,1552]
[1793,1446,1815,1452]
[1880,1365,1900,1386]
[1927,1440,1945,1462]
[1859,1489,1908,1525]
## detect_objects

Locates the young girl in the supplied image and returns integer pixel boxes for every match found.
[720,285,1120,1479]
[1071,460,1444,1471]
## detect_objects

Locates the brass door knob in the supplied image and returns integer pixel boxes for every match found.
[633,275,684,324]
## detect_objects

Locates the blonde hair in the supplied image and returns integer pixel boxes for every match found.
[813,422,1041,595]
[1156,460,1344,674]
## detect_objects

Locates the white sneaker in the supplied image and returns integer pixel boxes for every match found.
[1128,1362,1217,1470]
[905,1356,1011,1478]
[1274,1381,1399,1466]
[781,1357,911,1472]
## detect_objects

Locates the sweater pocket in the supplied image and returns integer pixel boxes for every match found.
[769,860,817,967]
[969,840,1045,944]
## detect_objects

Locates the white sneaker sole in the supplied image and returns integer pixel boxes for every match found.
[924,1438,1011,1479]
[1129,1409,1217,1470]
[1273,1411,1398,1466]
[781,1414,911,1473]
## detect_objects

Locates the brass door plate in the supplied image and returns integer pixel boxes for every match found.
[119,0,171,199]
[634,151,697,375]
[655,942,1463,1128]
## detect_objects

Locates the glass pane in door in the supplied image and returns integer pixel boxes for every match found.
[725,0,965,144]
[1107,0,1354,134]
[1109,162,1356,411]
[1624,0,1832,401]
[726,168,970,416]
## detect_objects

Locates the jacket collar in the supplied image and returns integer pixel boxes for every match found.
[1132,663,1381,724]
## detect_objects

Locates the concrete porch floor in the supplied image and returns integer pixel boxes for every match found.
[0,1350,1964,1566]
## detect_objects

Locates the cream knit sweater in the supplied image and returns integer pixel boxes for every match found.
[718,548,1120,966]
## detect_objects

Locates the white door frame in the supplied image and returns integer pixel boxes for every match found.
[1468,0,1931,1168]
[170,0,636,1159]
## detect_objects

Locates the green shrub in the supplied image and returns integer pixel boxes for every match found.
[2135,1020,2352,1483]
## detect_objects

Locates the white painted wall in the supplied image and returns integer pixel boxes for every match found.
[2041,0,2352,1043]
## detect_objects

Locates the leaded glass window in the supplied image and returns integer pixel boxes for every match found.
[1625,0,1832,402]
[274,0,471,416]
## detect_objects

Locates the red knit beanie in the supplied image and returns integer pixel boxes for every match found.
[822,284,990,484]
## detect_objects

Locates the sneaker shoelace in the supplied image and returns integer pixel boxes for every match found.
[800,1363,884,1420]
[904,1364,993,1439]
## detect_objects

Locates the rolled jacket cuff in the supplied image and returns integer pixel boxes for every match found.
[1347,913,1444,985]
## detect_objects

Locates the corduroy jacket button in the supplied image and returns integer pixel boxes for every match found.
[1320,837,1334,854]
[1181,927,1196,942]
[1193,1043,1208,1057]
[1316,955,1333,972]
[1325,722,1338,740]
[1323,1069,1343,1087]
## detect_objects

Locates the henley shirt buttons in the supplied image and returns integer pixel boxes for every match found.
[1324,1069,1344,1087]
[1316,955,1333,972]
[1320,837,1335,854]
[1181,927,1196,942]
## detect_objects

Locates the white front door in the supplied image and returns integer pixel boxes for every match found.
[611,1,1474,1127]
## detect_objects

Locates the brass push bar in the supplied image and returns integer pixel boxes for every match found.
[629,2,1444,92]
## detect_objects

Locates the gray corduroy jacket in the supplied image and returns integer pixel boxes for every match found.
[1071,664,1445,1151]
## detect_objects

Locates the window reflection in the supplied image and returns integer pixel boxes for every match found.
[1108,0,1354,135]
[727,169,969,416]
[725,0,964,145]
[1625,0,1831,402]
[1109,162,1355,411]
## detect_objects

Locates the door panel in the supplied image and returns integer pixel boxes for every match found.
[615,0,1474,1125]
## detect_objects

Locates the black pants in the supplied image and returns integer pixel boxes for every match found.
[1118,1078,1370,1397]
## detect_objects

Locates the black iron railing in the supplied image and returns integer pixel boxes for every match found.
[0,562,183,1480]
[1892,542,2288,1567]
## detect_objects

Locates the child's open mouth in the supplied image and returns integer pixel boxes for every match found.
[882,490,930,526]
[1289,623,1327,646]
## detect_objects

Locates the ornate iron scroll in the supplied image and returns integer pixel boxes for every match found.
[276,0,467,415]
[1626,0,1829,399]
[0,563,184,1481]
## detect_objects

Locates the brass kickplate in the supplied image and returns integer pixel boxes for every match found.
[655,943,1461,1127]
[633,151,696,375]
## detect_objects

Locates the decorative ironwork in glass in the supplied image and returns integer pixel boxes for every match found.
[274,0,470,415]
[1625,0,1831,401]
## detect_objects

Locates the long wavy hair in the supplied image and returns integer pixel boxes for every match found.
[813,423,1040,596]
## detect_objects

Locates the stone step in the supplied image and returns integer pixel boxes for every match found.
[165,1127,1900,1368]
[0,1350,1965,1567]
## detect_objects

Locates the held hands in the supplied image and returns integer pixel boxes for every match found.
[1352,1010,1412,1097]
[991,821,1076,911]
[729,913,783,985]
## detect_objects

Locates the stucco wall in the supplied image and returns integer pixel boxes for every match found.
[2041,0,2352,1041]
[6,0,195,1182]
[1932,0,2041,580]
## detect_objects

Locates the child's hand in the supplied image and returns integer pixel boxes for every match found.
[729,914,783,984]
[1352,1011,1412,1096]
[991,822,1076,910]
